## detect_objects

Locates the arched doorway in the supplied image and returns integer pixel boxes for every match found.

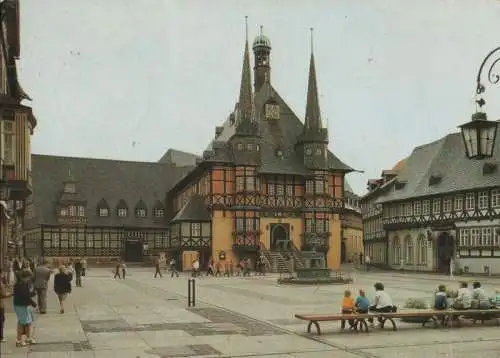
[341,242,347,263]
[436,232,454,273]
[270,224,290,250]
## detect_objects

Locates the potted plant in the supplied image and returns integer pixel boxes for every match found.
[400,298,431,323]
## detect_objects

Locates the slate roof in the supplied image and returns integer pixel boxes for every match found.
[377,122,500,203]
[158,148,200,167]
[27,154,193,228]
[171,195,211,222]
[205,82,353,175]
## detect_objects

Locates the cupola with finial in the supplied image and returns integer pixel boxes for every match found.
[253,25,271,91]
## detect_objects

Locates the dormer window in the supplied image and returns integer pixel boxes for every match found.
[153,208,164,217]
[429,174,442,186]
[394,180,407,190]
[118,208,128,217]
[483,162,498,175]
[99,208,109,217]
[60,207,68,217]
[135,208,146,217]
[237,143,244,150]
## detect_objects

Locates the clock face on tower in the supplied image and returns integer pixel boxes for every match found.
[265,104,280,120]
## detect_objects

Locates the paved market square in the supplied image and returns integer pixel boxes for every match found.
[2,267,500,358]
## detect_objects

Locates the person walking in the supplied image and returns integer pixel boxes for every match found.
[54,267,72,314]
[33,260,51,314]
[74,259,83,287]
[81,258,87,277]
[113,263,121,279]
[154,258,162,278]
[120,261,127,279]
[12,270,37,346]
[169,258,179,278]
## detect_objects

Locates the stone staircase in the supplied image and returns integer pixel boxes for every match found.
[259,241,306,274]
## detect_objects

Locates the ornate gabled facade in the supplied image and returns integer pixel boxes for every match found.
[166,28,353,271]
[0,1,37,268]
[375,123,500,274]
[26,25,355,270]
[360,161,406,266]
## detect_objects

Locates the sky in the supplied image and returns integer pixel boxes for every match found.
[18,0,500,195]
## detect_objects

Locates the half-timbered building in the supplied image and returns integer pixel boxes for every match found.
[360,160,405,266]
[24,155,192,263]
[0,0,37,268]
[165,29,354,270]
[376,125,500,274]
[26,28,354,270]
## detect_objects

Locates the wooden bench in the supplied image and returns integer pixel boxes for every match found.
[295,309,500,335]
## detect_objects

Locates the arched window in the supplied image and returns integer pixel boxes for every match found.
[417,234,427,264]
[392,236,401,264]
[405,235,414,264]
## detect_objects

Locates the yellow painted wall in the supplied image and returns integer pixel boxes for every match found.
[344,227,364,262]
[328,214,342,270]
[260,217,302,249]
[211,210,236,263]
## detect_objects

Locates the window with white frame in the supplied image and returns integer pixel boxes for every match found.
[494,228,500,247]
[417,235,427,264]
[135,209,146,217]
[78,206,85,217]
[405,236,414,264]
[118,208,128,217]
[422,200,430,215]
[443,197,452,213]
[459,228,470,247]
[470,228,480,246]
[191,223,201,236]
[454,195,463,211]
[268,184,275,195]
[478,191,489,209]
[399,204,404,217]
[305,180,314,194]
[392,237,401,264]
[99,208,109,217]
[413,201,421,216]
[432,199,441,214]
[404,203,412,216]
[481,227,492,246]
[276,184,284,196]
[465,193,475,210]
[153,208,164,217]
[492,190,500,208]
[315,179,325,194]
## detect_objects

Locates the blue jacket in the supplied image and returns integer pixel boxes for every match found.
[434,292,447,310]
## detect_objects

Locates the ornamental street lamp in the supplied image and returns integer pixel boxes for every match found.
[460,47,500,159]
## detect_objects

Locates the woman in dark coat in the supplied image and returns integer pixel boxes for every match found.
[54,266,72,314]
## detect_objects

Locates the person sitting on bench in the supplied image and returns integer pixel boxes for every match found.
[368,282,395,327]
[453,282,471,310]
[341,289,356,328]
[434,284,448,310]
[355,289,370,314]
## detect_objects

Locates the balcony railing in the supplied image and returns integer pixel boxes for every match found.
[232,230,261,249]
[300,232,330,251]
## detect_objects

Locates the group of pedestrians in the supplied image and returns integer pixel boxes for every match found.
[0,257,77,347]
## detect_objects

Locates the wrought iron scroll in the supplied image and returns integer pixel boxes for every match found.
[476,46,500,107]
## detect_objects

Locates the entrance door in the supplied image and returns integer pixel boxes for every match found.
[436,232,454,273]
[270,224,290,250]
[124,240,143,262]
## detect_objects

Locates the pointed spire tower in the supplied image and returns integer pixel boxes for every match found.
[296,28,329,170]
[231,17,261,166]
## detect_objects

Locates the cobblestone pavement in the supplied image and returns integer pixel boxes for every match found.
[1,267,500,357]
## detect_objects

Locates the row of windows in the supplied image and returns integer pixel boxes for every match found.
[171,222,211,238]
[458,227,500,247]
[364,217,383,238]
[392,236,428,265]
[304,219,329,233]
[59,205,85,217]
[43,232,169,248]
[384,190,500,218]
[236,143,260,152]
[235,217,260,231]
[98,207,164,218]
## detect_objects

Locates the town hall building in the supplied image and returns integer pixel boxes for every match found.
[23,27,355,271]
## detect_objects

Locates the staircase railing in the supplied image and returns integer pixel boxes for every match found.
[289,241,305,268]
[259,241,273,272]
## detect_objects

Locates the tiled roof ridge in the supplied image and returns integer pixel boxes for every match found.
[32,153,179,166]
